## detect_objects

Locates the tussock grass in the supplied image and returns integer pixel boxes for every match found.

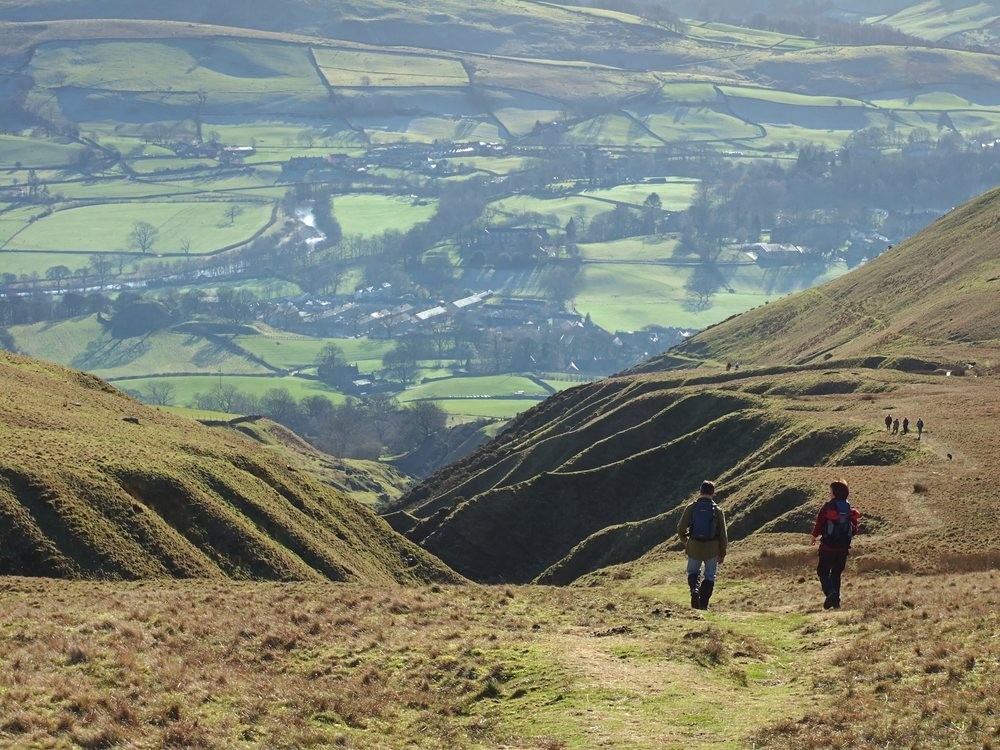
[0,578,827,749]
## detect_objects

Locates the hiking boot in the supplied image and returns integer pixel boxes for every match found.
[831,596,841,609]
[687,574,701,609]
[823,594,834,610]
[699,579,715,610]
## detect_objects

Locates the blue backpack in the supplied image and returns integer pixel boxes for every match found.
[690,499,718,541]
[822,499,854,547]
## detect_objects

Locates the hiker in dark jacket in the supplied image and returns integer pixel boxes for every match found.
[810,479,861,610]
[677,481,728,610]
[884,415,892,432]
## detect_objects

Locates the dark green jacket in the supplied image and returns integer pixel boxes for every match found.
[677,496,728,561]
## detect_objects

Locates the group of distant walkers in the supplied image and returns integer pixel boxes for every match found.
[678,479,860,611]
[885,414,924,439]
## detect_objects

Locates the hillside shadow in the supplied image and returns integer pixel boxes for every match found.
[72,334,151,371]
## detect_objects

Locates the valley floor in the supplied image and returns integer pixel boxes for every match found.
[1,568,996,749]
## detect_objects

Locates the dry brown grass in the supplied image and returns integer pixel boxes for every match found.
[751,570,1000,749]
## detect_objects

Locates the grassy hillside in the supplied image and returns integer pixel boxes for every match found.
[637,185,1000,370]
[0,350,457,582]
[391,184,1000,584]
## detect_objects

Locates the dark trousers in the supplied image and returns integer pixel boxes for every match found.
[817,550,848,598]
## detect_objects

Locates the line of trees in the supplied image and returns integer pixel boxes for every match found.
[174,384,447,460]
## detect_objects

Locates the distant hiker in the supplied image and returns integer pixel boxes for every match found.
[678,480,728,611]
[726,362,732,372]
[810,479,861,610]
[885,415,892,432]
[892,418,899,434]
[902,418,909,435]
[734,362,740,371]
[917,418,924,439]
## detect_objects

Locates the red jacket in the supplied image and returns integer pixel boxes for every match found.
[811,500,861,552]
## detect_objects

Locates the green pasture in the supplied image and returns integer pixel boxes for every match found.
[312,48,467,87]
[747,124,863,151]
[0,134,86,169]
[113,373,350,408]
[579,181,700,211]
[868,89,1000,110]
[6,317,272,379]
[491,99,565,138]
[0,206,43,245]
[872,1,1000,42]
[454,156,541,174]
[4,201,273,254]
[655,82,720,104]
[563,114,663,147]
[575,260,849,331]
[685,21,821,50]
[718,86,870,109]
[397,375,547,401]
[488,194,616,227]
[627,104,762,143]
[201,118,367,151]
[333,194,438,237]
[413,397,543,419]
[362,116,502,145]
[233,332,394,370]
[947,110,1000,133]
[127,158,219,175]
[29,39,327,103]
[578,236,681,262]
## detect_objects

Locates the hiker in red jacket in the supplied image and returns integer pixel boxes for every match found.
[810,479,861,609]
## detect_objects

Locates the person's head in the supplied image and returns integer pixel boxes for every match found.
[830,479,849,501]
[701,480,715,496]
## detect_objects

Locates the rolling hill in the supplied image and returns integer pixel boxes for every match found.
[637,184,1000,370]
[388,185,1000,583]
[0,350,458,582]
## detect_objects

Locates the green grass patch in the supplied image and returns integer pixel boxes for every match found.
[233,331,394,370]
[363,115,502,145]
[415,397,543,418]
[398,375,548,401]
[0,134,86,168]
[4,201,273,254]
[575,261,850,332]
[7,317,272,379]
[578,236,681,261]
[312,47,467,87]
[564,114,664,147]
[579,181,700,211]
[332,194,438,237]
[29,38,328,110]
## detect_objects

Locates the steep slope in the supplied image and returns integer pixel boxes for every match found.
[0,351,459,582]
[391,186,1000,584]
[636,185,1000,371]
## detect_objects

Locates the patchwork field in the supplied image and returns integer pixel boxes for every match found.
[313,48,468,88]
[2,201,273,255]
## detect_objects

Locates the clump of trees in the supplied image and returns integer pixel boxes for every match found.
[186,385,447,460]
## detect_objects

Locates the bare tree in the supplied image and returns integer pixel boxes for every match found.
[128,221,158,254]
[146,381,176,406]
